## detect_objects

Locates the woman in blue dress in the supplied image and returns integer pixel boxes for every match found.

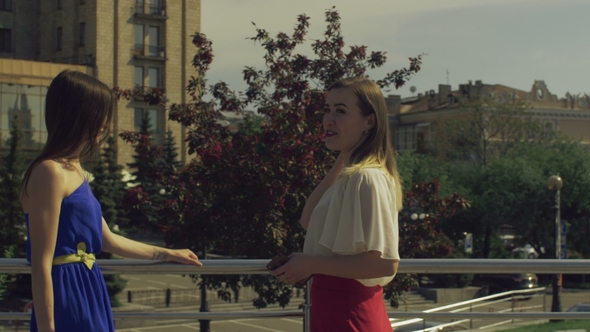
[20,70,202,332]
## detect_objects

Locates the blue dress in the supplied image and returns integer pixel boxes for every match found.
[26,179,114,332]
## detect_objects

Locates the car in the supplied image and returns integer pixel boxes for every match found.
[472,273,539,297]
[512,244,540,259]
[567,302,590,312]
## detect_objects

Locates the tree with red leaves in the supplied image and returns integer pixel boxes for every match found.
[113,7,467,309]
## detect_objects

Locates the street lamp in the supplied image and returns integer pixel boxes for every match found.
[547,175,563,314]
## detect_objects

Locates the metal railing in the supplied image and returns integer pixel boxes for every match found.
[134,2,165,16]
[2,259,590,329]
[132,45,165,58]
[148,45,165,58]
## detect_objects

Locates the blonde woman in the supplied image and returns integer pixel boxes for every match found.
[272,77,401,331]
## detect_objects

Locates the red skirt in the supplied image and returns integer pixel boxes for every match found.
[310,274,392,332]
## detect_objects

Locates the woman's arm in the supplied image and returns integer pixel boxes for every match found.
[24,161,67,332]
[270,251,398,283]
[300,153,345,230]
[101,219,202,266]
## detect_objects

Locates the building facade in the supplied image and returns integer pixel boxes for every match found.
[0,0,201,166]
[387,80,590,154]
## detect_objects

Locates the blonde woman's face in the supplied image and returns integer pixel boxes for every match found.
[322,88,374,156]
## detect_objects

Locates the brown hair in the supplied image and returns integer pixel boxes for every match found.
[330,76,403,209]
[21,70,114,196]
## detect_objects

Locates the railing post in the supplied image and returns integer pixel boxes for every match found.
[200,246,210,332]
[166,288,171,307]
[304,278,311,332]
[469,304,473,330]
[511,296,515,323]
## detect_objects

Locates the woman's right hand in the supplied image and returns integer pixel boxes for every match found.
[270,253,314,285]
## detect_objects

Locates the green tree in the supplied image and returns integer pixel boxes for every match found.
[0,247,14,314]
[506,139,590,258]
[161,129,181,177]
[431,97,560,256]
[396,152,466,199]
[0,117,26,256]
[439,136,590,259]
[0,118,31,310]
[436,97,547,167]
[90,135,129,307]
[237,113,265,136]
[92,135,129,230]
[126,113,164,233]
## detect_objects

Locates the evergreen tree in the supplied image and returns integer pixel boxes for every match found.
[91,152,117,225]
[128,112,152,184]
[90,135,129,307]
[0,116,26,256]
[93,135,129,230]
[126,112,164,233]
[161,129,181,177]
[0,118,31,308]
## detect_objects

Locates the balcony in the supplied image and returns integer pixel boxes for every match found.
[133,3,167,20]
[132,44,166,60]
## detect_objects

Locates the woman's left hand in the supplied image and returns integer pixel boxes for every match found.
[167,249,203,266]
[270,252,313,285]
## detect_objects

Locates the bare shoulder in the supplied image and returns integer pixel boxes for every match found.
[22,160,67,210]
[29,160,65,184]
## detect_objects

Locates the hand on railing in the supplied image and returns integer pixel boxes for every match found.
[163,249,202,267]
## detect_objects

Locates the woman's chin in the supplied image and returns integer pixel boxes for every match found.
[324,142,339,151]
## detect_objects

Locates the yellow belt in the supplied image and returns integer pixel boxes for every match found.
[53,242,96,270]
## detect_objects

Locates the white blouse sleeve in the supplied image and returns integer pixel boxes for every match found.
[318,168,400,262]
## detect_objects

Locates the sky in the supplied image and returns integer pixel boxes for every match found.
[200,0,590,99]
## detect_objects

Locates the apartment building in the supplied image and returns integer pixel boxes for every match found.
[0,0,201,166]
[387,80,590,154]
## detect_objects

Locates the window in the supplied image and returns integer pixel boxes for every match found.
[134,24,144,54]
[1,83,47,152]
[134,67,144,86]
[148,26,159,56]
[135,0,145,14]
[79,22,86,47]
[149,0,161,14]
[148,67,159,88]
[0,29,11,52]
[0,0,12,11]
[394,126,417,152]
[134,108,159,132]
[56,27,62,51]
[57,0,62,9]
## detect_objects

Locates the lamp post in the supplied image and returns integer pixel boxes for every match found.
[547,175,563,314]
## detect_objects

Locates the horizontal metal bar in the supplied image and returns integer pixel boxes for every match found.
[2,311,590,322]
[0,259,269,275]
[2,258,590,274]
[400,258,590,274]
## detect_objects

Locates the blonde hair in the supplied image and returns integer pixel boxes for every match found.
[330,77,403,209]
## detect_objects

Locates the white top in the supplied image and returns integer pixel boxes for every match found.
[303,167,400,287]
